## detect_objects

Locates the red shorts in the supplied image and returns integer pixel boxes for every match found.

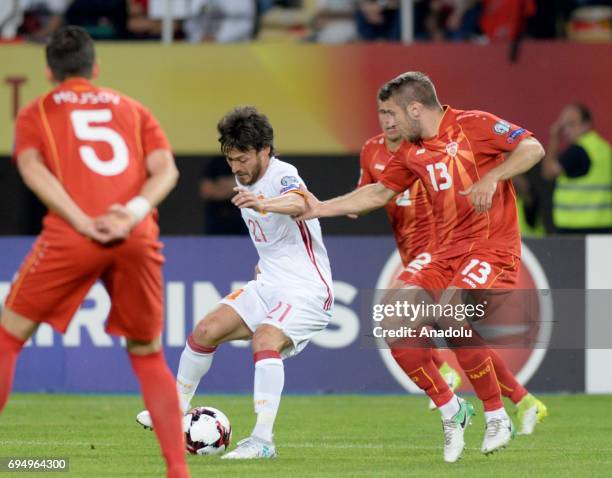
[4,224,165,342]
[399,239,436,268]
[399,248,520,291]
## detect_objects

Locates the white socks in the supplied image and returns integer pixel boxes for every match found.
[484,407,509,421]
[251,352,284,443]
[176,338,216,413]
[439,395,461,420]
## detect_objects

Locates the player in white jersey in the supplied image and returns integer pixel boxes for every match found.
[137,106,334,459]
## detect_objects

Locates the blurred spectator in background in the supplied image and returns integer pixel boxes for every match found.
[17,0,67,42]
[542,104,612,234]
[64,0,128,39]
[127,0,180,40]
[183,0,257,42]
[200,157,247,235]
[566,2,612,41]
[1,0,67,41]
[147,0,257,42]
[356,0,400,41]
[0,3,20,39]
[309,0,357,43]
[421,0,481,41]
[479,0,535,41]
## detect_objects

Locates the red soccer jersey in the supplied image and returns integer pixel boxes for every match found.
[359,133,435,265]
[13,78,170,233]
[380,107,532,259]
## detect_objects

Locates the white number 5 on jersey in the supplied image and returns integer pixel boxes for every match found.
[70,109,129,176]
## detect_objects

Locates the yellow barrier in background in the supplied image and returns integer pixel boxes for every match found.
[3,42,611,156]
[1,43,365,155]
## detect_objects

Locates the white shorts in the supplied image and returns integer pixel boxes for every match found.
[220,279,332,359]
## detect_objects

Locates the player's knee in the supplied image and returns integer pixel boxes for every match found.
[126,337,162,355]
[251,325,289,354]
[192,314,224,347]
[0,308,38,342]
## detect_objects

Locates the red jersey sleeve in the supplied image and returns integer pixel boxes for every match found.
[13,104,44,161]
[139,104,171,156]
[379,152,416,193]
[459,110,533,157]
[358,144,374,187]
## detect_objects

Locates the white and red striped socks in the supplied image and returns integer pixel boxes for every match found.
[251,350,284,443]
[176,334,217,413]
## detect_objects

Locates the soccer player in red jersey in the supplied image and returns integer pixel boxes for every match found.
[358,99,463,402]
[361,93,548,421]
[299,72,546,462]
[0,27,189,478]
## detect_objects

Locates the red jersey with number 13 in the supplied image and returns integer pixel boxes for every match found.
[381,106,532,259]
[13,77,170,233]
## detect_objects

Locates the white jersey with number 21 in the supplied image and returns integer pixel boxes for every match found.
[239,157,333,311]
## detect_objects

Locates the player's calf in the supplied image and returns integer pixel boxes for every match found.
[0,309,37,414]
[251,324,292,355]
[222,325,290,457]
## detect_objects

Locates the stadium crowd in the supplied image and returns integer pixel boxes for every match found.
[0,0,610,43]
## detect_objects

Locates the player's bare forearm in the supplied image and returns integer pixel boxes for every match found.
[101,149,178,233]
[260,192,307,216]
[17,149,89,229]
[486,137,545,182]
[232,188,306,216]
[460,137,545,213]
[17,149,115,242]
[138,149,179,208]
[318,183,395,218]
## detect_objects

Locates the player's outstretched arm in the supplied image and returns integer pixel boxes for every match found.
[232,187,307,216]
[298,182,396,220]
[16,149,113,243]
[460,137,545,213]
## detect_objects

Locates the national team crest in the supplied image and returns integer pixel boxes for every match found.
[445,142,458,157]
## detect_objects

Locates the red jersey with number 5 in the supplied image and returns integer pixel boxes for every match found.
[359,134,435,265]
[13,77,170,232]
[380,106,532,259]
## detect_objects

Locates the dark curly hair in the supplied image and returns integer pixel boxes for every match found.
[46,26,95,82]
[217,106,275,157]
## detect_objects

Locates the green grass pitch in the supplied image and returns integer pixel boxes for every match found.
[1,394,611,477]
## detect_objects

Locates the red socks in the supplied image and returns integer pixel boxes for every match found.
[431,347,528,404]
[0,325,25,414]
[129,351,190,478]
[453,349,503,411]
[488,348,528,404]
[431,348,444,368]
[391,346,454,407]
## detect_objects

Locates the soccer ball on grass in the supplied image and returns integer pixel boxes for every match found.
[183,406,232,455]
